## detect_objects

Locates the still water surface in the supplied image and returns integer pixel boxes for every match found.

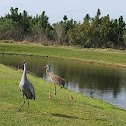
[1,54,126,109]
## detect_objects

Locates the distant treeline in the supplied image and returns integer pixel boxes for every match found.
[0,7,126,49]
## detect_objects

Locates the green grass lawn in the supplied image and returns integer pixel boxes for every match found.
[1,42,126,125]
[1,42,126,68]
[0,64,126,126]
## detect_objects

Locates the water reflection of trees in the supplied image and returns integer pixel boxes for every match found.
[54,63,121,98]
[0,55,123,98]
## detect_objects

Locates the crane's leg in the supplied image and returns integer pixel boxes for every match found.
[54,84,63,95]
[18,94,25,112]
[27,99,29,113]
[56,87,62,94]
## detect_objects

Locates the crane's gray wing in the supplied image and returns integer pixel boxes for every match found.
[27,81,35,100]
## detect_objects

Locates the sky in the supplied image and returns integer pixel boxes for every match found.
[0,0,126,24]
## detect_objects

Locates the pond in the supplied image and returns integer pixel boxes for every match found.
[1,54,126,110]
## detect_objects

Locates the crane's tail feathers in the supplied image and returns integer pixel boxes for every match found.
[61,79,65,87]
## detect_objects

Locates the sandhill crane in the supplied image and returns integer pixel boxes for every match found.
[44,64,65,95]
[18,60,35,112]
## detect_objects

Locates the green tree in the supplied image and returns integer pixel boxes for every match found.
[95,8,101,27]
[53,15,76,45]
[63,15,68,22]
[69,14,91,47]
[117,16,125,43]
[21,10,31,33]
[99,15,112,47]
[31,11,53,41]
[0,18,23,40]
[5,7,31,34]
[53,22,66,45]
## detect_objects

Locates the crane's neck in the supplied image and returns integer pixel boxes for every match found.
[46,66,50,77]
[22,63,27,80]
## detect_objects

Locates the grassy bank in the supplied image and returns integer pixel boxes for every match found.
[0,64,126,126]
[1,42,126,68]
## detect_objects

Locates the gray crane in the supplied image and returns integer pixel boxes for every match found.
[44,64,65,95]
[18,60,35,112]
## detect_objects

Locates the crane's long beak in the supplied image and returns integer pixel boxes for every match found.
[23,61,26,69]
